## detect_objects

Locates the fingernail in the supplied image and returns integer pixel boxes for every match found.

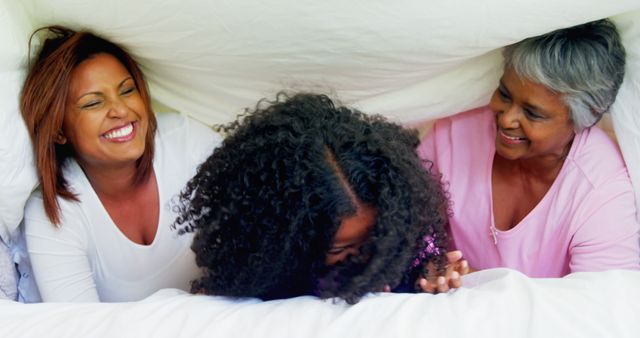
[451,271,460,280]
[437,276,446,285]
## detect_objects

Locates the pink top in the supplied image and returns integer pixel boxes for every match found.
[418,106,640,277]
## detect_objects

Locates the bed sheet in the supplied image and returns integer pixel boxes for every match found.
[15,0,639,124]
[2,0,640,239]
[0,268,638,337]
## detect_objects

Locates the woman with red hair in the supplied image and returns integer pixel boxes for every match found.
[19,26,221,302]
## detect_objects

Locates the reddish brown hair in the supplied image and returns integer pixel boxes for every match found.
[20,26,157,225]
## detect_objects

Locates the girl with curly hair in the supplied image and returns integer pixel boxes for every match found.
[175,93,466,304]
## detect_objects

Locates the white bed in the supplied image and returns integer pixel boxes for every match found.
[1,269,639,338]
[1,0,640,337]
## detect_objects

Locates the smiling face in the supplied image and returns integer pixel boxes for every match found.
[489,68,575,163]
[63,53,149,170]
[324,203,377,266]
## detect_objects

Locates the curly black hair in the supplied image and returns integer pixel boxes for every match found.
[174,92,449,304]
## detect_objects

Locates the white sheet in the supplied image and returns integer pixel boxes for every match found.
[0,269,638,337]
[2,0,640,237]
[16,0,640,124]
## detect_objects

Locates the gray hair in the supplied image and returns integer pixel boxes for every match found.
[503,19,626,132]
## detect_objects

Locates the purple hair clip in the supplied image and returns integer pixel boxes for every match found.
[411,234,441,268]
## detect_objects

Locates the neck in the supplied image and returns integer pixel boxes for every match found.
[78,161,144,199]
[499,157,561,183]
[494,145,571,183]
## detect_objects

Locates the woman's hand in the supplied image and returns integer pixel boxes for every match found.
[417,250,472,294]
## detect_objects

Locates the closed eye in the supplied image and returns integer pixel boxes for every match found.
[118,77,136,96]
[81,100,102,109]
[327,246,349,255]
[498,86,511,101]
[120,86,136,96]
[524,108,545,120]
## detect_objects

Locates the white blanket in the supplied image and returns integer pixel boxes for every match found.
[0,269,638,338]
[2,0,640,238]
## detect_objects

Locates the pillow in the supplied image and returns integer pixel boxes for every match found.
[611,10,640,214]
[0,1,37,242]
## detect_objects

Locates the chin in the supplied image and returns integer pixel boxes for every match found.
[117,147,146,163]
[495,145,524,161]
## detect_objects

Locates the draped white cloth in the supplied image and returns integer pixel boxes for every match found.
[2,0,640,239]
[2,0,640,238]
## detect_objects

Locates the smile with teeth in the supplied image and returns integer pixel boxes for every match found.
[501,131,526,141]
[102,122,135,140]
[499,130,528,145]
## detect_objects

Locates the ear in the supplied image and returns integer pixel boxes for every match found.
[54,132,67,145]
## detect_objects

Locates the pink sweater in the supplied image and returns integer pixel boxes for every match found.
[418,106,640,277]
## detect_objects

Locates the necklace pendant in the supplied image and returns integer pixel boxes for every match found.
[490,226,498,245]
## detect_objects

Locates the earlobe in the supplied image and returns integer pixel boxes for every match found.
[54,132,67,145]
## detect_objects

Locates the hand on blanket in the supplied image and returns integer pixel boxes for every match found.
[418,250,470,294]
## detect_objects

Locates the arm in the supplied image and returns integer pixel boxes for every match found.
[570,180,640,272]
[24,194,99,302]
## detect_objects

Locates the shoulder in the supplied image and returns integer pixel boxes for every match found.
[439,105,493,125]
[419,106,494,160]
[562,126,636,226]
[154,112,223,165]
[450,106,494,126]
[429,106,494,141]
[155,112,218,140]
[23,188,89,244]
[22,191,47,234]
[24,159,90,230]
[569,126,631,189]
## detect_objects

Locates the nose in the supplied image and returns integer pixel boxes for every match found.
[339,247,360,262]
[107,97,130,118]
[496,103,521,130]
[325,247,360,265]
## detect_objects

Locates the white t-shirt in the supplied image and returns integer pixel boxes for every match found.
[23,113,222,302]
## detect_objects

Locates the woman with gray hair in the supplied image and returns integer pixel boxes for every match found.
[419,19,639,280]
